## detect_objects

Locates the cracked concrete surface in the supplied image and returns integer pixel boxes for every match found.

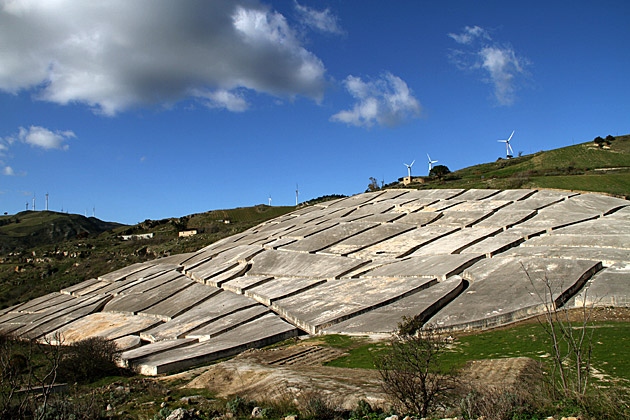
[1,189,628,375]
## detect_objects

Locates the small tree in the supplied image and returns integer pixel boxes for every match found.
[58,337,121,384]
[366,177,380,192]
[523,265,594,399]
[429,165,451,179]
[375,319,454,417]
[593,136,605,148]
[605,135,615,144]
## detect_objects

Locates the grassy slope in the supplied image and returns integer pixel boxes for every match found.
[0,211,122,252]
[321,321,630,382]
[0,204,295,309]
[404,134,630,197]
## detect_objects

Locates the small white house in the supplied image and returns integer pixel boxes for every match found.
[121,233,154,241]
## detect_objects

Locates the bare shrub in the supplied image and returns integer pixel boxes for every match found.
[375,320,455,417]
[296,389,342,420]
[459,385,536,420]
[35,388,103,420]
[257,391,299,419]
[0,332,63,419]
[523,266,594,398]
[523,266,630,418]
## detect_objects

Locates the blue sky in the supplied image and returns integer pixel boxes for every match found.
[1,0,629,224]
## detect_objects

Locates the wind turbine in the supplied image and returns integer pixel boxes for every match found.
[403,160,415,178]
[427,154,438,173]
[498,130,515,158]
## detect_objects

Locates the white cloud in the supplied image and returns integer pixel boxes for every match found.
[193,89,249,112]
[448,25,490,45]
[294,1,344,35]
[479,46,525,106]
[1,125,73,175]
[0,0,326,115]
[17,126,74,150]
[448,25,529,106]
[331,72,421,128]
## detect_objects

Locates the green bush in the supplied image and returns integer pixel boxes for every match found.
[351,399,384,419]
[226,395,254,417]
[153,407,172,420]
[58,337,123,384]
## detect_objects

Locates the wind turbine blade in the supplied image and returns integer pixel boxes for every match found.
[427,153,431,161]
[498,140,505,143]
[410,160,415,167]
[508,143,514,154]
[508,130,514,141]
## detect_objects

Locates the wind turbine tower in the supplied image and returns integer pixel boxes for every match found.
[427,154,438,174]
[295,184,299,206]
[498,130,515,158]
[268,195,272,206]
[403,160,415,178]
[32,194,35,211]
[45,193,49,211]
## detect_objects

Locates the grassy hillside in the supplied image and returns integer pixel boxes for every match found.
[0,211,122,253]
[0,204,295,309]
[401,134,630,197]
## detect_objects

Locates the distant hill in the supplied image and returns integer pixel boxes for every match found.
[0,204,295,309]
[0,211,123,253]
[399,134,630,197]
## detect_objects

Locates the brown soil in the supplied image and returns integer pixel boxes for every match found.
[459,357,544,392]
[172,341,544,410]
[182,346,385,410]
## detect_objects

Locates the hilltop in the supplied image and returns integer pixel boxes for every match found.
[398,134,630,197]
[0,211,123,254]
[0,204,295,309]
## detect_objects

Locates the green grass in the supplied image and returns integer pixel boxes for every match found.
[401,134,630,197]
[187,205,295,225]
[303,333,358,348]
[322,321,630,382]
[0,211,122,252]
[325,340,389,369]
[529,172,630,196]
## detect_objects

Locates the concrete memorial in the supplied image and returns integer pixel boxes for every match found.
[1,189,628,375]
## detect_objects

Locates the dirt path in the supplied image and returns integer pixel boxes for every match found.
[183,346,385,409]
